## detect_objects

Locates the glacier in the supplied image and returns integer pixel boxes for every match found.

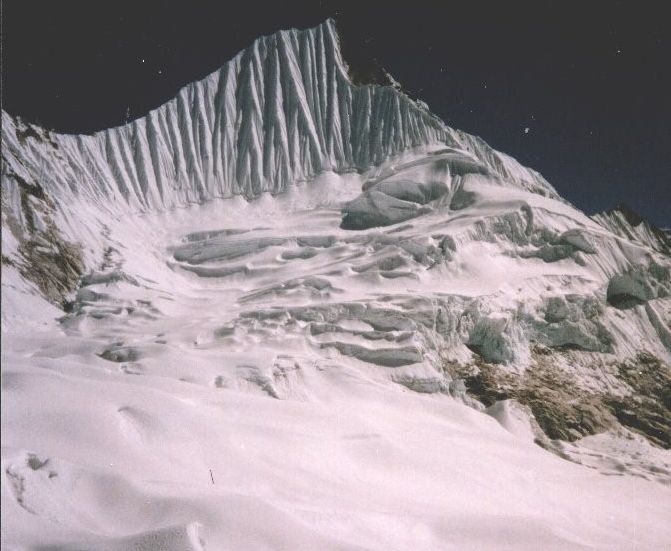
[2,18,670,550]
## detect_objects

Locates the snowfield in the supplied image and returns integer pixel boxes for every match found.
[2,19,670,550]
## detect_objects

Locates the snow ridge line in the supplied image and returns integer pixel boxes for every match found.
[1,20,557,216]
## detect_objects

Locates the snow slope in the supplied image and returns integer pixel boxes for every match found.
[2,19,670,551]
[0,20,555,215]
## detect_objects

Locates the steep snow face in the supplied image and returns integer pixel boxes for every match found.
[0,19,556,218]
[593,204,671,255]
[2,19,671,551]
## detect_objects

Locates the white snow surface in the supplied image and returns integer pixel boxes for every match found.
[0,20,556,215]
[2,19,670,551]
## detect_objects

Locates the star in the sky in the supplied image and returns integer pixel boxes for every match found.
[524,127,530,134]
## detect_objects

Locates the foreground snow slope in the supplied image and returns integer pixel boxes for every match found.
[2,19,670,551]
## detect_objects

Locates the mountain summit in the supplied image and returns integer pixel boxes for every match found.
[2,20,670,550]
[1,20,556,212]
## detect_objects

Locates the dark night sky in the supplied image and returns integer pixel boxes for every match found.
[2,1,670,226]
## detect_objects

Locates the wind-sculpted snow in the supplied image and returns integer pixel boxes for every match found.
[4,150,671,551]
[1,19,558,223]
[594,204,671,255]
[2,19,671,551]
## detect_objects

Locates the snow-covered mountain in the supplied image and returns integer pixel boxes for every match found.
[1,19,554,214]
[2,19,670,550]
